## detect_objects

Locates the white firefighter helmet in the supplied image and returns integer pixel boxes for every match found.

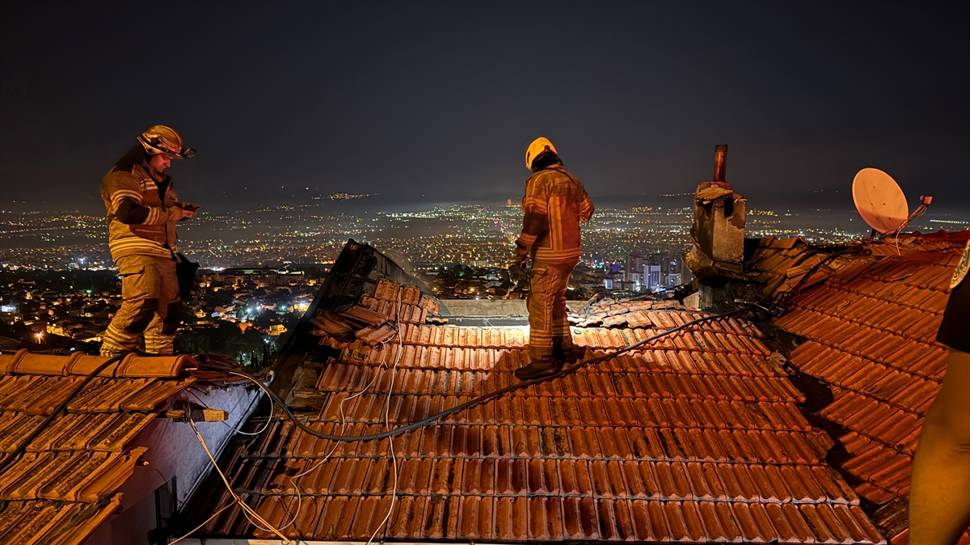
[137,125,195,159]
[524,136,558,170]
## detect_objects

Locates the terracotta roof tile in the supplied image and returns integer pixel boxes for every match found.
[1,351,191,379]
[192,269,887,543]
[768,231,968,538]
[0,351,208,545]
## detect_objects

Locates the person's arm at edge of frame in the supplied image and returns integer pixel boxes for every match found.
[907,346,970,545]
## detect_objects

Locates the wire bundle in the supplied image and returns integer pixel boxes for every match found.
[174,299,765,543]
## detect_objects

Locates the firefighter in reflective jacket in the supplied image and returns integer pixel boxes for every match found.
[99,125,197,356]
[513,137,594,380]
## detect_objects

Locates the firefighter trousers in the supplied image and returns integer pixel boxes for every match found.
[527,259,577,361]
[100,254,182,356]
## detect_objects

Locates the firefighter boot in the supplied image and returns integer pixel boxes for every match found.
[514,357,563,381]
[560,346,587,365]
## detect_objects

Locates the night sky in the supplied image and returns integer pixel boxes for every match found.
[2,1,968,213]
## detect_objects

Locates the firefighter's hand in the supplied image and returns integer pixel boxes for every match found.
[509,256,526,278]
[170,205,196,221]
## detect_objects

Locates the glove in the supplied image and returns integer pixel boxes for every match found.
[509,256,526,279]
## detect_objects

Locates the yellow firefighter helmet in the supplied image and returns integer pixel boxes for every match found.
[524,136,558,170]
[137,125,195,159]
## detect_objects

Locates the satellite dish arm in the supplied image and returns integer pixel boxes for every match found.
[905,194,933,224]
[876,194,934,240]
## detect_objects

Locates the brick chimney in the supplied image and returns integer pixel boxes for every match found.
[686,145,748,306]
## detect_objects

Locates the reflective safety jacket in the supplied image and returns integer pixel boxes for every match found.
[515,164,594,264]
[100,163,181,261]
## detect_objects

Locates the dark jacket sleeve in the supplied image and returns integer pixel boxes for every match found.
[114,198,150,224]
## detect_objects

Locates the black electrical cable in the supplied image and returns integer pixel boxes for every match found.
[0,352,128,475]
[777,246,870,307]
[223,304,751,444]
[211,244,872,445]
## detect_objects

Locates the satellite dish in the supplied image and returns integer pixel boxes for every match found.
[852,167,932,237]
[852,168,908,234]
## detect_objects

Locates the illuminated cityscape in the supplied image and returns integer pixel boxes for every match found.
[5,199,947,271]
[2,198,967,353]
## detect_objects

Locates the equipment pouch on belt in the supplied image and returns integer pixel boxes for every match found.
[175,252,199,300]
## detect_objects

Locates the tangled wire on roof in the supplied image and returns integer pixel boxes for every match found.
[179,287,827,542]
[209,302,755,445]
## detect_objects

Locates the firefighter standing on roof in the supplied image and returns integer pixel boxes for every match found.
[513,137,594,380]
[99,125,197,356]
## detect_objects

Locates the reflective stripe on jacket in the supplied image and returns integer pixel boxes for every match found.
[515,165,594,264]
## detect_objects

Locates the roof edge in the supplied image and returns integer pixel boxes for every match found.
[0,350,193,378]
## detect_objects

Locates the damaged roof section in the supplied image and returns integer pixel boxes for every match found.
[747,237,855,299]
[764,231,970,541]
[187,241,885,543]
[271,239,441,403]
[310,279,443,350]
[0,351,197,545]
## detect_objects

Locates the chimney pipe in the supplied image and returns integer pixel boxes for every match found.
[686,144,747,297]
[712,145,728,183]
